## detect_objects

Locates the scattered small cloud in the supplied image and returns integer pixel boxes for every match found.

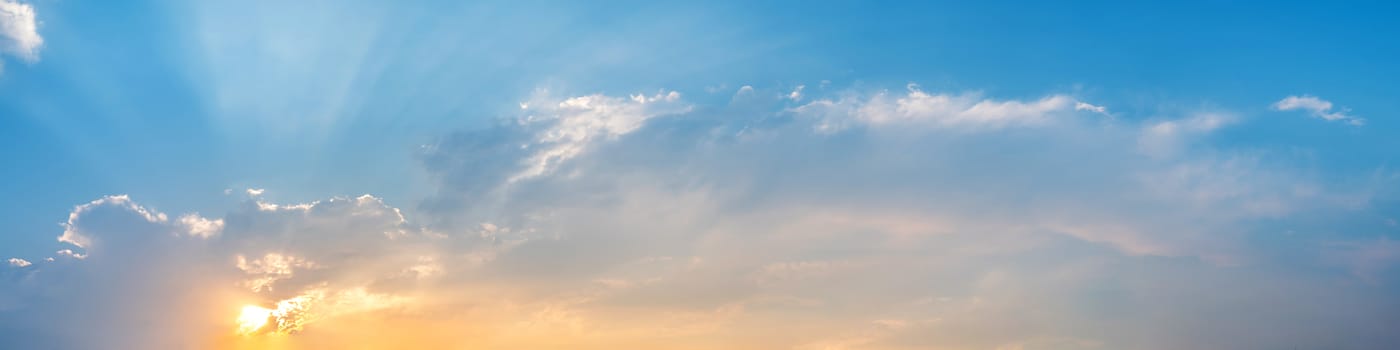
[54,248,84,259]
[1272,95,1364,125]
[788,85,805,101]
[1074,101,1108,114]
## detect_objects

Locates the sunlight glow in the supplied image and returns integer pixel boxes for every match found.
[236,295,314,336]
[236,305,273,336]
[234,287,410,336]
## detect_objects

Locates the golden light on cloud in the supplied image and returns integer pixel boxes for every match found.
[235,295,314,336]
[234,287,410,337]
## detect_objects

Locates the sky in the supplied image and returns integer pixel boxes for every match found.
[2,0,1400,349]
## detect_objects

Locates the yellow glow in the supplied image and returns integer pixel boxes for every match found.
[236,305,273,336]
[233,287,409,337]
[235,297,311,336]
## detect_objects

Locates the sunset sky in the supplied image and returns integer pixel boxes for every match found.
[3,1,1400,349]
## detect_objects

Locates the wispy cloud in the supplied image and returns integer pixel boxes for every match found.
[512,90,690,182]
[790,84,1103,133]
[1273,95,1364,125]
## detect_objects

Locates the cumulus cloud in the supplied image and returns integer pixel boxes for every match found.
[0,0,41,71]
[179,214,224,238]
[4,84,1399,349]
[58,195,169,249]
[4,258,27,267]
[0,193,444,348]
[1273,95,1364,125]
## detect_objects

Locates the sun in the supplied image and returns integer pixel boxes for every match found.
[237,305,273,335]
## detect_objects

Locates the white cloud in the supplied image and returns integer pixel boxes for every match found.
[511,90,691,182]
[1074,101,1107,114]
[178,213,224,238]
[788,85,805,101]
[5,258,28,267]
[1273,95,1364,125]
[59,195,168,249]
[420,90,694,214]
[791,84,1098,132]
[54,249,84,259]
[0,0,41,64]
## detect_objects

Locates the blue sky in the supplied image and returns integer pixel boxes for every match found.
[2,1,1400,348]
[3,0,1398,256]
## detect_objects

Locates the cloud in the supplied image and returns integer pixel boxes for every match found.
[1,193,442,348]
[420,89,691,217]
[4,84,1399,349]
[1273,95,1364,125]
[511,90,690,181]
[787,85,805,101]
[53,248,83,259]
[178,213,225,238]
[1074,101,1107,114]
[0,0,41,70]
[790,84,1103,133]
[407,85,1398,348]
[58,195,170,249]
[1137,111,1235,157]
[735,85,755,96]
[4,258,27,268]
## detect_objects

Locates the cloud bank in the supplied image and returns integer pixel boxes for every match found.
[4,85,1399,349]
